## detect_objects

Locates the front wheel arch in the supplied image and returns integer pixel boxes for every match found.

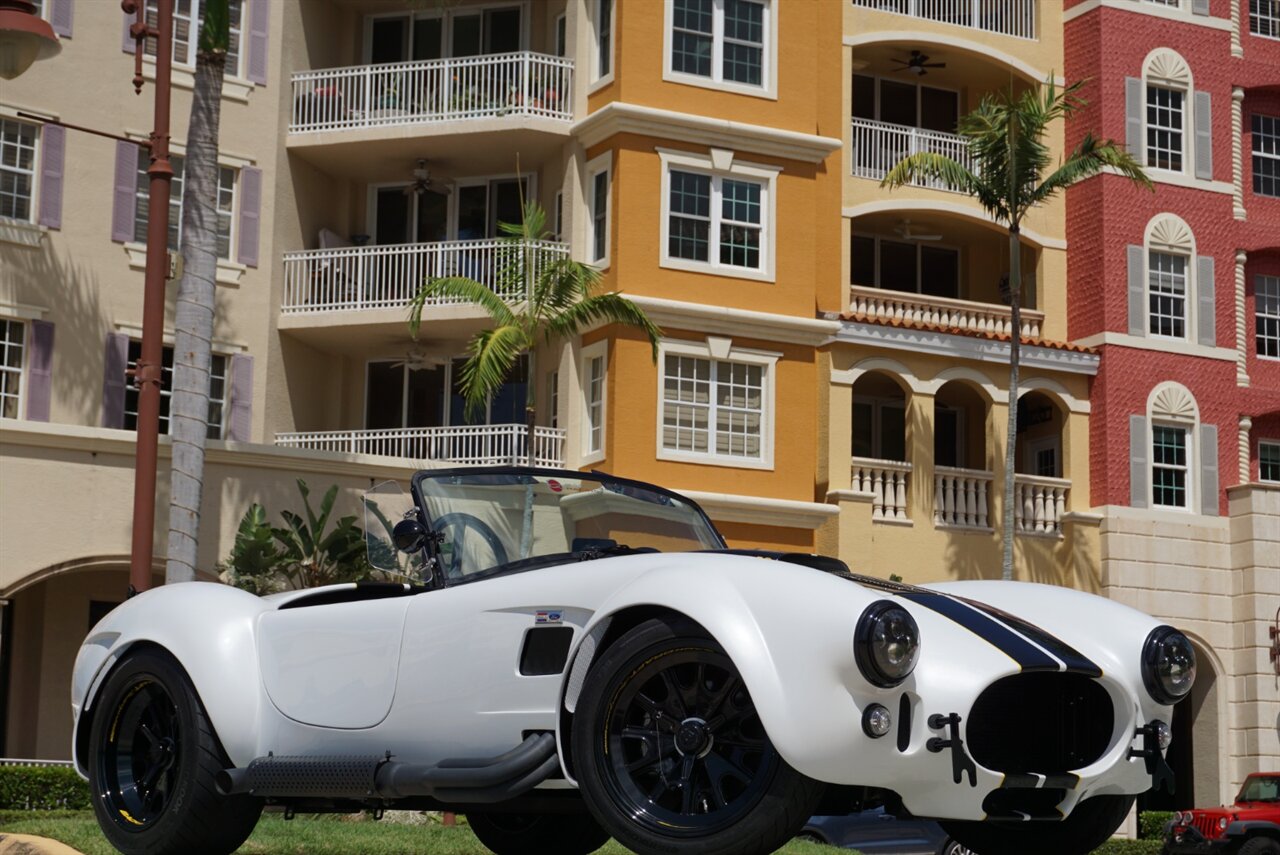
[75,640,176,774]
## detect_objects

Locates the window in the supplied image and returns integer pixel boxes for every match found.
[1251,0,1280,38]
[851,233,961,299]
[145,0,245,76]
[1148,251,1188,338]
[365,356,528,429]
[135,150,236,258]
[591,168,609,263]
[595,0,613,80]
[852,398,905,461]
[1261,441,1280,482]
[668,0,770,92]
[555,13,566,57]
[1152,424,1189,508]
[547,370,559,429]
[1143,0,1180,5]
[553,191,563,242]
[0,318,24,419]
[1252,114,1279,197]
[123,341,228,439]
[851,74,960,133]
[660,345,775,467]
[1146,86,1184,172]
[366,7,521,63]
[1258,275,1280,359]
[669,171,760,269]
[582,342,606,460]
[0,119,37,223]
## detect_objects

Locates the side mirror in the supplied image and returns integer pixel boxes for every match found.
[393,518,426,553]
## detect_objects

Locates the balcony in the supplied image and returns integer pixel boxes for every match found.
[291,52,574,133]
[1014,474,1070,537]
[850,0,1037,40]
[933,465,993,530]
[852,457,913,522]
[849,285,1044,339]
[281,239,569,316]
[851,118,975,191]
[275,425,566,467]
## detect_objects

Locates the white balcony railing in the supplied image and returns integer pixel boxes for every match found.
[851,0,1037,39]
[1014,474,1070,537]
[852,457,913,522]
[849,285,1044,339]
[281,239,569,315]
[934,466,993,529]
[851,118,977,190]
[276,425,566,467]
[291,52,575,133]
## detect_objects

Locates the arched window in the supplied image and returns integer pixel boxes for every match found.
[1127,214,1216,347]
[1131,382,1219,515]
[1127,49,1212,181]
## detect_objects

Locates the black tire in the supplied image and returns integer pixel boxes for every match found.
[1238,838,1280,855]
[466,811,610,855]
[941,794,1135,855]
[942,839,977,855]
[571,616,826,855]
[87,648,262,855]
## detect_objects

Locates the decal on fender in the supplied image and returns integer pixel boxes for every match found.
[535,610,563,624]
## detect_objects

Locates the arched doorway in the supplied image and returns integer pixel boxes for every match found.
[851,371,912,521]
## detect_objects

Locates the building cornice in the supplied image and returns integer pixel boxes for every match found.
[573,102,841,164]
[626,296,841,346]
[681,490,839,530]
[832,322,1101,375]
[1072,332,1238,362]
[1063,0,1233,31]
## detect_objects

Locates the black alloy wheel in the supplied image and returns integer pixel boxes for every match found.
[572,616,824,855]
[99,678,182,829]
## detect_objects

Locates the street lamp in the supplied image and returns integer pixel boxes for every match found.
[0,0,60,80]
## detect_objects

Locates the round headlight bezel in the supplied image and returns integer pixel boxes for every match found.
[855,600,921,688]
[1142,625,1197,705]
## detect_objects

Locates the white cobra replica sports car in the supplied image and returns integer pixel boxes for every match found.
[71,468,1195,855]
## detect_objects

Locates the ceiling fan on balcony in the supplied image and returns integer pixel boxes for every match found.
[891,50,946,76]
[403,159,451,197]
[895,219,943,241]
[389,349,448,372]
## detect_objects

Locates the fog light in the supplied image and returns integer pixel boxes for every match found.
[862,703,893,738]
[1153,719,1172,752]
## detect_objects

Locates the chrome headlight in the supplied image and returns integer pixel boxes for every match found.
[1142,626,1196,705]
[855,601,920,687]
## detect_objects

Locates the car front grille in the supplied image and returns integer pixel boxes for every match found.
[1189,815,1224,838]
[966,673,1114,774]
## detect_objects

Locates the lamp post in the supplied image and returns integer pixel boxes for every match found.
[0,0,60,80]
[123,0,175,596]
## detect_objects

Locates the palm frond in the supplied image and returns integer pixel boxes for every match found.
[546,293,663,361]
[534,256,602,316]
[408,276,515,339]
[456,324,532,421]
[880,152,982,195]
[1032,134,1153,203]
[197,0,230,54]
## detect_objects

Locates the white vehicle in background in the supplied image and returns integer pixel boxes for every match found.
[71,467,1195,855]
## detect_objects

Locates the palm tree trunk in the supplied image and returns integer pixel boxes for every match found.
[165,47,225,583]
[1001,226,1022,581]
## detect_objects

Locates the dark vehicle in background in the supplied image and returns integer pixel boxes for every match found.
[800,807,975,854]
[1164,772,1280,854]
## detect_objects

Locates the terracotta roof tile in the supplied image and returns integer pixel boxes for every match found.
[838,312,1099,354]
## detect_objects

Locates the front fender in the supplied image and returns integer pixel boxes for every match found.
[72,582,270,773]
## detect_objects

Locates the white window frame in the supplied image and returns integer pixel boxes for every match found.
[1145,83,1186,174]
[145,0,247,77]
[366,170,536,244]
[656,338,778,470]
[1259,439,1280,483]
[0,118,39,226]
[134,150,237,260]
[1150,421,1192,510]
[586,151,612,268]
[0,317,26,420]
[1147,249,1190,340]
[658,148,778,283]
[124,340,229,440]
[662,0,776,99]
[363,355,529,429]
[590,0,615,90]
[1257,274,1280,360]
[580,340,607,464]
[1250,0,1280,39]
[1252,113,1280,198]
[361,2,531,64]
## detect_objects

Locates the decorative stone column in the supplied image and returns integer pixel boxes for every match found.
[1233,87,1246,220]
[1239,416,1253,484]
[1232,0,1243,57]
[1236,250,1250,386]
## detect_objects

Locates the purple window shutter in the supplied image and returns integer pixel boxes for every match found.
[50,0,73,37]
[237,166,261,267]
[25,320,54,422]
[38,124,65,230]
[247,0,270,85]
[122,8,136,53]
[112,140,139,243]
[101,333,129,429]
[227,354,254,442]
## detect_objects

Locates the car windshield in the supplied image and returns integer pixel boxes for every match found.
[1238,775,1280,802]
[414,470,725,582]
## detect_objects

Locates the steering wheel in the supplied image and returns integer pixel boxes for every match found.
[431,512,509,578]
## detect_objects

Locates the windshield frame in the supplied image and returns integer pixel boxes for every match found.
[409,466,727,585]
[1237,774,1280,803]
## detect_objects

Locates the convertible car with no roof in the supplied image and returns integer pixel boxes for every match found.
[71,467,1194,855]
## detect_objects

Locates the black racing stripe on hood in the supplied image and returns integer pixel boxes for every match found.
[958,598,1103,678]
[898,591,1060,672]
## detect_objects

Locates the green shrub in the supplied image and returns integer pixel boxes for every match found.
[1140,810,1176,840]
[0,765,91,811]
[1091,838,1165,855]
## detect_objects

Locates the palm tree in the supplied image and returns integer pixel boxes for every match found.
[881,78,1150,581]
[166,0,230,583]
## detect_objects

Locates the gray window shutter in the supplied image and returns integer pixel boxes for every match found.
[1130,415,1149,509]
[247,0,270,85]
[227,354,254,442]
[1197,255,1216,346]
[1128,245,1146,336]
[1126,77,1144,160]
[26,320,54,422]
[122,8,136,53]
[1199,423,1219,516]
[1194,90,1212,180]
[101,333,129,428]
[237,167,262,267]
[37,124,65,230]
[1191,0,1209,14]
[112,140,139,243]
[50,0,73,37]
